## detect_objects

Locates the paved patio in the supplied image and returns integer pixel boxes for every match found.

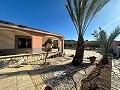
[111,58,120,90]
[0,50,102,90]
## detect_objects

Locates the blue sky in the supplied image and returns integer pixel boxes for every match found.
[0,0,120,41]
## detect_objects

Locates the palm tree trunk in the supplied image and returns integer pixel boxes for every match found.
[44,51,49,64]
[72,34,84,66]
[102,56,109,65]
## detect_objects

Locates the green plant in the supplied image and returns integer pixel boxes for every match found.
[65,0,110,66]
[92,27,120,64]
[43,38,52,47]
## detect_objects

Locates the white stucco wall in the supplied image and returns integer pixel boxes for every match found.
[0,30,15,49]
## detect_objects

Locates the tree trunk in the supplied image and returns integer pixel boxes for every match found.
[72,34,84,66]
[44,51,49,64]
[101,56,109,65]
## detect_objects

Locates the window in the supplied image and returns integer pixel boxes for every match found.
[26,39,32,48]
[18,38,31,48]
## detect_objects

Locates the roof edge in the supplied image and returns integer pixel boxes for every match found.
[0,20,64,38]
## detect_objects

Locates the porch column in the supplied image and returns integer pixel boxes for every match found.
[58,38,64,53]
[61,38,64,53]
[32,35,43,54]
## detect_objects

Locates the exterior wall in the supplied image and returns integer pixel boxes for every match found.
[110,42,118,53]
[32,35,43,54]
[0,30,15,49]
[116,47,120,57]
[110,41,120,57]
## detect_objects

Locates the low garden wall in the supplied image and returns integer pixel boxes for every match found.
[0,52,60,68]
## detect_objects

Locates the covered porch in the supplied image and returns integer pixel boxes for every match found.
[0,29,32,56]
[0,25,64,56]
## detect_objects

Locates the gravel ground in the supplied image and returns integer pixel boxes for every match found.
[30,50,102,90]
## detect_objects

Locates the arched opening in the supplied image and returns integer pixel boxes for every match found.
[42,36,64,53]
[42,36,59,52]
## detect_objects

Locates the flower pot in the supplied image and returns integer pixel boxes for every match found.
[90,58,95,64]
[88,56,96,64]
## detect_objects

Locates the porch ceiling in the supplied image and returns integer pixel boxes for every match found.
[0,28,31,37]
[42,36,58,44]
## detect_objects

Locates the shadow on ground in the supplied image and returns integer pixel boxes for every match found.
[0,62,92,80]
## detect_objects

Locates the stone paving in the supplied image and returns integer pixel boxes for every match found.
[111,58,120,90]
[0,75,17,90]
[30,51,102,90]
[0,50,102,90]
[0,64,35,90]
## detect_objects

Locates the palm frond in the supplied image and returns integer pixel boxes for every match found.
[108,26,120,48]
[99,28,108,56]
[66,0,109,37]
[66,0,79,34]
[83,0,98,32]
[91,30,99,41]
[92,26,120,58]
[83,0,110,35]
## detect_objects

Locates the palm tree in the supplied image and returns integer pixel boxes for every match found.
[92,27,120,64]
[65,0,110,66]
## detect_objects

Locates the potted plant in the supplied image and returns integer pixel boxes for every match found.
[88,56,96,64]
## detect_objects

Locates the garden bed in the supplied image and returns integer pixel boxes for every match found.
[81,59,112,90]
